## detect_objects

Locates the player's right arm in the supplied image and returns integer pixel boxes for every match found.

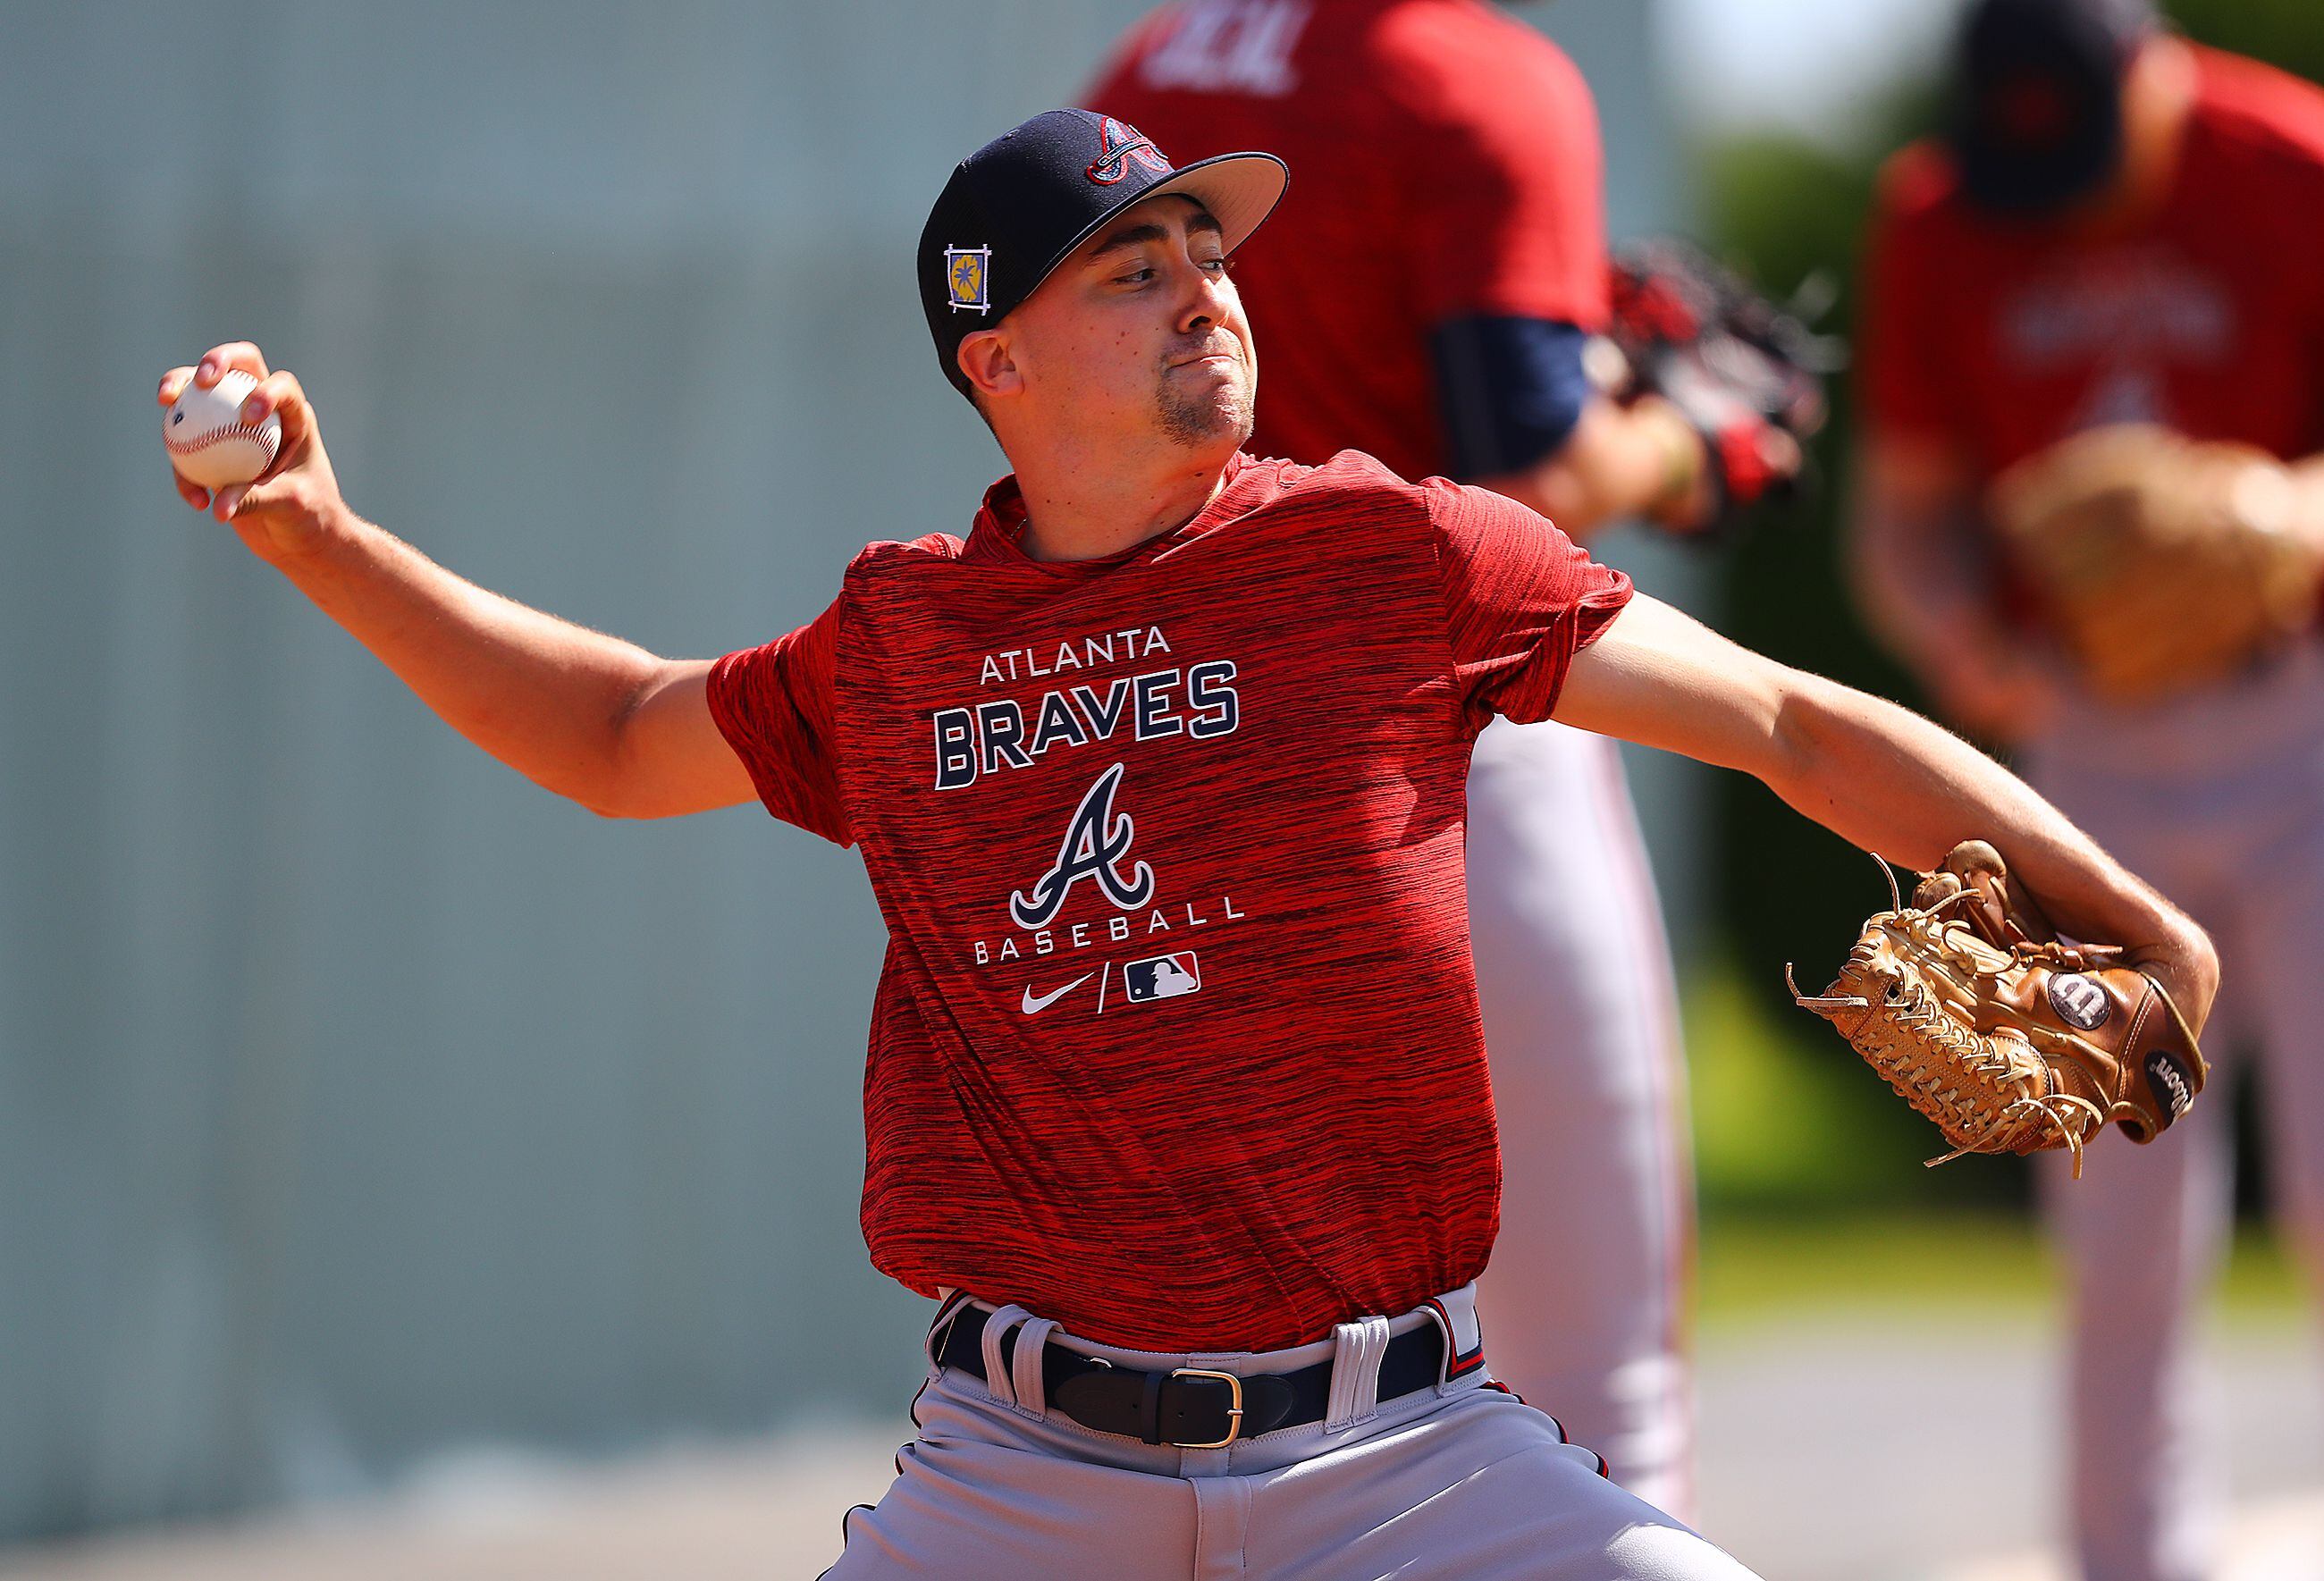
[1844,155,2062,743]
[159,343,755,820]
[1847,431,2062,743]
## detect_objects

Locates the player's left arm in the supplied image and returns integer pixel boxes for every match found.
[1551,594,2219,1030]
[1451,347,1715,538]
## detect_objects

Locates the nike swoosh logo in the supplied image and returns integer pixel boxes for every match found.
[1020,973,1093,1014]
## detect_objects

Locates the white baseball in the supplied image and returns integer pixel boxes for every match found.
[163,368,282,491]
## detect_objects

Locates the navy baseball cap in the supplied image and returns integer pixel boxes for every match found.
[1948,0,2159,214]
[918,109,1288,399]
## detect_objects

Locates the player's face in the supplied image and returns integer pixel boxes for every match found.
[1004,196,1257,458]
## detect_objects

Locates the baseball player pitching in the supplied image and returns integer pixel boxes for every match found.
[1851,3,2324,1577]
[1088,0,1815,1518]
[162,106,2214,1578]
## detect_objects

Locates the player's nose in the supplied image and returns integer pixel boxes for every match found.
[1173,262,1235,336]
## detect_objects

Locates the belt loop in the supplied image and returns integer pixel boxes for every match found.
[979,1304,1035,1414]
[1325,1315,1392,1431]
[1010,1316,1058,1417]
[1422,1285,1487,1383]
[925,1291,976,1369]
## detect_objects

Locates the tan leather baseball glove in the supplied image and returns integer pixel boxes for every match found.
[1790,841,2206,1178]
[1989,425,2323,705]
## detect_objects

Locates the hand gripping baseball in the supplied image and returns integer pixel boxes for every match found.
[158,342,345,559]
[1789,841,2209,1178]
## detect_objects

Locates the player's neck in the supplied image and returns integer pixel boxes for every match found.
[1008,442,1237,562]
[2074,38,2197,234]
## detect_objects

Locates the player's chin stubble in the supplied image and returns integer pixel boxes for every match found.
[1156,359,1255,450]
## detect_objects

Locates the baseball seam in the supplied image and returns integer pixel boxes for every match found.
[165,423,280,460]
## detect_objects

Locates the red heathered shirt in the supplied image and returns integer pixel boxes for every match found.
[1860,45,2324,479]
[1086,0,1608,481]
[708,450,1629,1351]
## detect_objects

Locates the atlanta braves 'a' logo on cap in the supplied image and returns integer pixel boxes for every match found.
[944,245,993,314]
[1086,116,1171,186]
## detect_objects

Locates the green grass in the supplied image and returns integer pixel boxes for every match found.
[1678,954,2312,1325]
[1683,954,1992,1215]
[1697,1214,2311,1326]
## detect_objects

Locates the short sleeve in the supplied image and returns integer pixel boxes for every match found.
[1410,44,1609,332]
[705,594,852,845]
[1426,480,1632,728]
[1857,168,1962,447]
[1428,316,1593,479]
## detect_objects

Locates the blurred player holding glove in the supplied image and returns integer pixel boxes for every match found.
[1848,2,2324,1575]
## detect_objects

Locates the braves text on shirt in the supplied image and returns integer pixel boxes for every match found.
[936,624,1240,788]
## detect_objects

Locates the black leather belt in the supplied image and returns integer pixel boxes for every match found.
[933,1305,1450,1449]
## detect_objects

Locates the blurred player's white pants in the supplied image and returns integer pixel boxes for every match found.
[1465,716,1697,1522]
[2025,637,2324,1581]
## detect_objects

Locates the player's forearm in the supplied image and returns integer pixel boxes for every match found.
[266,507,673,812]
[1766,676,2212,1002]
[1476,398,1700,538]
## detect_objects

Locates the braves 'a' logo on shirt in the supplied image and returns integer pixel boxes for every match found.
[1086,116,1172,185]
[1010,762,1158,929]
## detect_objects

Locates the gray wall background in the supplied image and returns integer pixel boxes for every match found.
[0,0,1687,1543]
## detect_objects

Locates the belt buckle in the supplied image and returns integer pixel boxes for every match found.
[1168,1367,1244,1449]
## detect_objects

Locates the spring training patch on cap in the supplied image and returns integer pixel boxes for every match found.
[945,245,993,314]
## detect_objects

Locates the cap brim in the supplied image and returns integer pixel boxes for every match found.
[1132,151,1290,256]
[1027,151,1290,307]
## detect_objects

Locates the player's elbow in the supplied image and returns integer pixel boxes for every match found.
[523,761,658,820]
[565,757,708,821]
[1761,668,1872,803]
[579,791,651,820]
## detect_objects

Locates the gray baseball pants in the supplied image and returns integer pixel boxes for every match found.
[2025,638,2324,1581]
[1467,718,1697,1521]
[822,1286,1759,1579]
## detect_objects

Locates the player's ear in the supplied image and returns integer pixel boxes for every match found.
[956,329,1023,403]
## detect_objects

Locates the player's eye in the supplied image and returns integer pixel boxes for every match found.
[1116,266,1157,286]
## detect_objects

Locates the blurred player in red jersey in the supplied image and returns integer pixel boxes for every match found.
[1850,2,2324,1576]
[1086,0,1806,1518]
[164,105,2211,1578]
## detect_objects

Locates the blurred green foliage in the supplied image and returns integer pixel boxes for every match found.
[1694,1214,2308,1324]
[2166,0,2324,84]
[1686,0,2324,1218]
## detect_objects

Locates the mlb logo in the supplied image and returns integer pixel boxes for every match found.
[944,244,992,314]
[1123,951,1200,1004]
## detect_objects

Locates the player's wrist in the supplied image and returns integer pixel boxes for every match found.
[2126,921,2219,1035]
[244,490,361,573]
